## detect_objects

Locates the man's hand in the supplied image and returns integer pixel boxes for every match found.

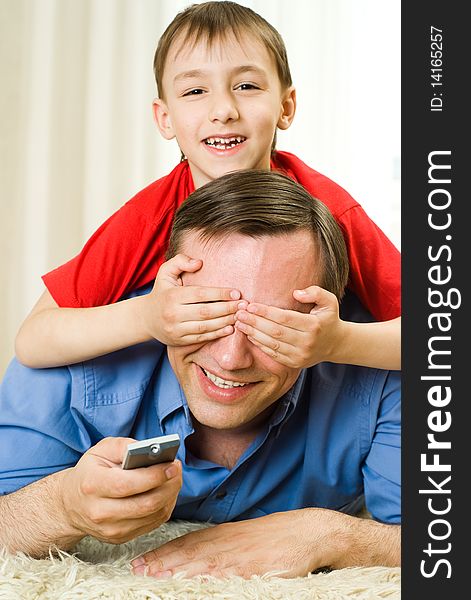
[131,510,322,578]
[61,437,182,544]
[140,254,241,346]
[235,286,344,368]
[130,509,342,579]
[131,509,400,579]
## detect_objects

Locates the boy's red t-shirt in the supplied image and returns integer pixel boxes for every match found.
[42,151,401,321]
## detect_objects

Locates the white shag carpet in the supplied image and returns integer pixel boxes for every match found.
[0,520,400,599]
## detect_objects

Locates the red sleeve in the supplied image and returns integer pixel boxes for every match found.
[42,162,194,307]
[42,203,174,307]
[338,205,401,321]
[272,151,401,321]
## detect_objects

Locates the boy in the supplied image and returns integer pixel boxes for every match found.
[15,1,400,371]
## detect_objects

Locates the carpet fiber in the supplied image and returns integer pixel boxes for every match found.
[0,520,400,599]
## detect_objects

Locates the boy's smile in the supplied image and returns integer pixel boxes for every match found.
[203,134,246,153]
[153,32,296,188]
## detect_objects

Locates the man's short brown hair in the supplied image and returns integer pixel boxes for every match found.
[166,170,349,301]
[153,1,293,99]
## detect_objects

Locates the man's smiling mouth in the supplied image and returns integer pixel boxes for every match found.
[204,136,246,150]
[201,367,248,389]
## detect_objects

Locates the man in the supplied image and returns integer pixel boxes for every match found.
[0,170,400,578]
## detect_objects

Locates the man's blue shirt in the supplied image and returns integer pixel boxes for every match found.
[0,297,401,525]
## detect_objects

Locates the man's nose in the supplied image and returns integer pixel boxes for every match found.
[211,329,253,372]
[208,89,239,123]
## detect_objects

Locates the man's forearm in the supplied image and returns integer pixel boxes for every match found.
[0,469,84,558]
[316,509,401,569]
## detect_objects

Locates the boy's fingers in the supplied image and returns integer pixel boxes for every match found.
[179,286,241,304]
[180,300,240,321]
[235,320,293,355]
[158,254,202,283]
[293,286,337,309]
[180,325,234,345]
[245,336,292,366]
[238,306,309,335]
[181,313,236,334]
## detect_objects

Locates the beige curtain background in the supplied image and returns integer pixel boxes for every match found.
[0,0,400,377]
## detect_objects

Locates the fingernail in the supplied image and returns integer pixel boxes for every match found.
[237,301,248,310]
[156,570,173,579]
[133,564,146,576]
[131,556,145,567]
[230,290,241,300]
[294,289,307,295]
[165,465,178,479]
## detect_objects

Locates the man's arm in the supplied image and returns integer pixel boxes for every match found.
[0,469,82,557]
[0,438,182,558]
[131,508,400,578]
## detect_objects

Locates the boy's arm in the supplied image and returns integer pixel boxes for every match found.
[16,255,241,369]
[15,289,153,368]
[330,316,401,370]
[235,287,401,371]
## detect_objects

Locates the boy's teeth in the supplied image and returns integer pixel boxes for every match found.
[205,136,245,149]
[202,368,248,389]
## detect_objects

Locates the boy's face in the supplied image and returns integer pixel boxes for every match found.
[153,32,296,188]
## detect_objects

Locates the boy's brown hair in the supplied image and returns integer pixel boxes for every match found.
[153,1,293,100]
[166,169,349,302]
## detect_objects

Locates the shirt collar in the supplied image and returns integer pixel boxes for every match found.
[268,369,307,430]
[154,353,189,427]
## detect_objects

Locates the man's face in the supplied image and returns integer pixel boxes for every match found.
[167,230,319,432]
[153,32,295,188]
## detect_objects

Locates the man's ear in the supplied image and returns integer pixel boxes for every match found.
[277,86,296,130]
[152,98,176,140]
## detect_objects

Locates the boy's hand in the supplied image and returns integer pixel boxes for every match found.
[142,254,241,346]
[235,286,344,368]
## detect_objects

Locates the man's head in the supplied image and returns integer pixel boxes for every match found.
[152,1,296,187]
[166,169,349,433]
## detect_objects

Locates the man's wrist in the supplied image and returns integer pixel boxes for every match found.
[304,508,401,569]
[301,508,351,570]
[55,468,87,543]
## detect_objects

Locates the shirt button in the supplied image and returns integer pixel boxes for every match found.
[215,490,227,499]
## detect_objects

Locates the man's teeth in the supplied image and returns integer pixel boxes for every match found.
[202,368,248,389]
[205,136,246,149]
